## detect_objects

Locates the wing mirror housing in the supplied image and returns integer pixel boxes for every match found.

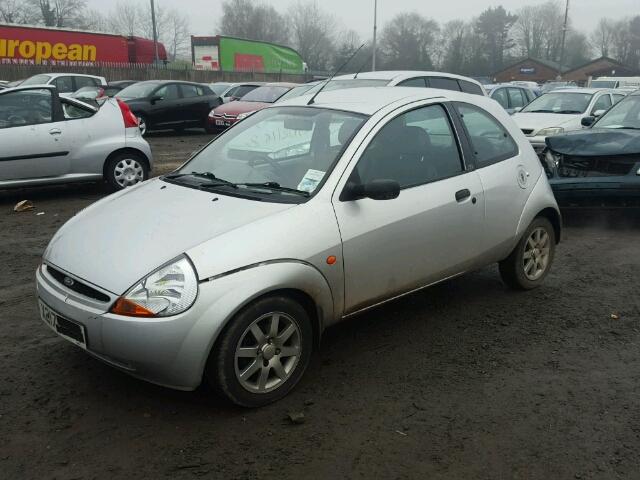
[341,179,401,201]
[593,109,606,117]
[513,106,523,113]
[581,116,596,127]
[150,95,163,104]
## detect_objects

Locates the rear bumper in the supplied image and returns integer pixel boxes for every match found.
[125,133,154,170]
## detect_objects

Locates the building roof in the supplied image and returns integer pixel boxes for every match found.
[493,57,569,77]
[563,56,629,75]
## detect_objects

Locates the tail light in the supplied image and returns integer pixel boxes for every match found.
[116,98,139,129]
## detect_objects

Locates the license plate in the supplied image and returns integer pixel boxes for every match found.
[39,300,87,348]
[215,119,230,126]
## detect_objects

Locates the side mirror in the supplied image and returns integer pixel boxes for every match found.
[513,106,523,113]
[581,116,596,127]
[593,109,606,117]
[230,96,240,102]
[150,95,163,104]
[341,179,400,201]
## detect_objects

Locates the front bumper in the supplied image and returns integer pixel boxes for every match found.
[35,263,227,390]
[207,116,237,131]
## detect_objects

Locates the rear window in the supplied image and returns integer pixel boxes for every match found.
[21,75,52,86]
[241,86,291,103]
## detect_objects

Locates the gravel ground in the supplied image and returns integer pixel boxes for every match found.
[1,131,640,479]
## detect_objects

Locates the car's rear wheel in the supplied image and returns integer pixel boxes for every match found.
[136,115,148,136]
[499,217,556,290]
[105,152,149,190]
[207,295,313,407]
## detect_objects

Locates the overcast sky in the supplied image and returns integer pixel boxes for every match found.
[87,0,638,38]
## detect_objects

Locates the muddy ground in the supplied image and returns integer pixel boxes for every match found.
[1,130,640,479]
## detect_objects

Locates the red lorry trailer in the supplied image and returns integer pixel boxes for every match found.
[0,24,167,65]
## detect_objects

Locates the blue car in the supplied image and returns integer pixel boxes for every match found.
[543,90,640,205]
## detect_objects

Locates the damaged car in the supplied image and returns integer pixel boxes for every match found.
[543,90,640,205]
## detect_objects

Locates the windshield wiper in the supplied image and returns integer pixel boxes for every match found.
[164,171,239,189]
[527,109,556,113]
[555,110,582,114]
[239,182,310,197]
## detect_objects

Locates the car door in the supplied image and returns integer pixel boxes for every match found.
[453,102,529,257]
[0,88,72,181]
[179,84,207,125]
[507,87,528,114]
[491,87,510,111]
[149,83,182,127]
[332,102,486,313]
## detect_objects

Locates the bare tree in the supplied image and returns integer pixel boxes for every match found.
[165,9,191,61]
[219,0,289,44]
[27,0,88,27]
[288,1,337,71]
[108,1,142,37]
[591,18,615,57]
[0,0,39,24]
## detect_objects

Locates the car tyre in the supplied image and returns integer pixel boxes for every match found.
[136,114,148,136]
[207,295,313,408]
[499,217,556,290]
[105,152,149,191]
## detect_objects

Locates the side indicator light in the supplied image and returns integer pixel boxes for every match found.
[326,256,337,265]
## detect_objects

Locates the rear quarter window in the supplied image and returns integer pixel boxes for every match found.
[427,77,462,92]
[459,80,484,96]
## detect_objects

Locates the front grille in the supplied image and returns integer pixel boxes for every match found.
[521,129,534,136]
[558,155,638,178]
[47,266,110,302]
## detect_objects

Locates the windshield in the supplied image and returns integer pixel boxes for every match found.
[117,83,159,99]
[172,107,367,201]
[241,86,291,103]
[522,92,593,114]
[595,95,640,129]
[210,83,231,95]
[21,75,52,86]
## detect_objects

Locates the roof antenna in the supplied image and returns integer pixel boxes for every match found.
[308,43,365,105]
[353,53,373,79]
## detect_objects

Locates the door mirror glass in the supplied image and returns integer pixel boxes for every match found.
[593,109,606,117]
[343,179,400,201]
[150,95,163,103]
[581,116,596,127]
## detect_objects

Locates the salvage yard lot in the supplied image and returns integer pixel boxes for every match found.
[1,131,640,479]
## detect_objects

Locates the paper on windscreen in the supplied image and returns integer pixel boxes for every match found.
[297,169,325,193]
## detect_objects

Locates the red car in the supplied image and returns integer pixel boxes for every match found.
[206,82,298,133]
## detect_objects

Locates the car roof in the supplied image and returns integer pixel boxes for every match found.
[334,70,482,84]
[547,88,616,94]
[263,82,300,88]
[35,73,103,79]
[0,84,56,94]
[277,86,488,115]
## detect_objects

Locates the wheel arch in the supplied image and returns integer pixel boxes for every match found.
[102,148,150,179]
[536,207,562,244]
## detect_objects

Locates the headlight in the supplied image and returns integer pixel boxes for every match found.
[111,255,198,317]
[538,127,564,137]
[544,150,560,176]
[236,111,255,120]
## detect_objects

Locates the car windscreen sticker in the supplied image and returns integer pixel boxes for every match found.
[297,169,325,193]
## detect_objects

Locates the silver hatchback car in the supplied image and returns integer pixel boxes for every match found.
[36,87,560,407]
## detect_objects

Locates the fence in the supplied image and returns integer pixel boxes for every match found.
[0,62,311,83]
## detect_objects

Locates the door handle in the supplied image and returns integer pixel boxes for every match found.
[455,189,471,202]
[49,128,62,135]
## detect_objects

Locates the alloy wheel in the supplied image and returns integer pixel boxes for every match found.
[234,312,302,394]
[523,227,551,281]
[113,158,144,188]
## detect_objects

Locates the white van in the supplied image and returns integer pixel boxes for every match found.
[589,77,640,89]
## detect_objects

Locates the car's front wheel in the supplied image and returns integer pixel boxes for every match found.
[105,152,149,190]
[499,217,556,290]
[207,295,313,407]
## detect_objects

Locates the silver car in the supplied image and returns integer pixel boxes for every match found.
[0,85,152,190]
[36,87,560,407]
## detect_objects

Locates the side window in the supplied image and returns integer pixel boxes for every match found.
[592,94,612,113]
[456,103,518,167]
[0,89,53,128]
[155,84,180,100]
[427,77,461,92]
[351,104,463,189]
[52,76,74,93]
[398,78,426,88]
[225,86,240,98]
[459,80,484,96]
[507,88,527,109]
[491,88,509,109]
[62,100,95,120]
[75,76,98,90]
[180,84,199,98]
[234,85,257,98]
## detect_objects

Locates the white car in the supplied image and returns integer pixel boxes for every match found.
[512,88,626,152]
[329,71,487,96]
[20,73,107,96]
[0,85,152,190]
[208,82,264,103]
